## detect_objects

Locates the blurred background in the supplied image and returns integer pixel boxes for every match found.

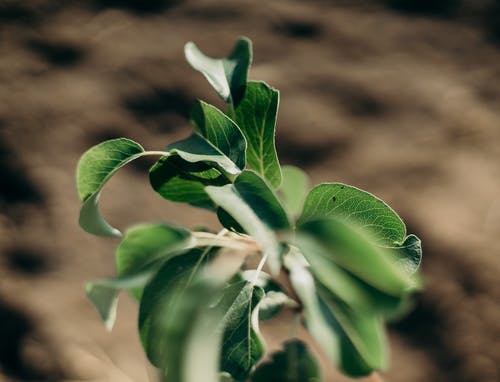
[1,0,500,381]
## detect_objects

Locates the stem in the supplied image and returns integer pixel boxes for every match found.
[250,252,268,287]
[192,231,259,252]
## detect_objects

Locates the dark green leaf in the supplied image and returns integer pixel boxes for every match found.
[191,102,247,170]
[149,132,243,209]
[218,280,265,380]
[205,171,288,274]
[234,81,281,188]
[299,219,419,296]
[278,166,310,218]
[77,138,145,237]
[251,340,320,382]
[185,37,252,106]
[233,170,290,230]
[298,183,406,246]
[116,223,191,299]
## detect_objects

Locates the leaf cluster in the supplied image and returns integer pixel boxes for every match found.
[76,37,423,381]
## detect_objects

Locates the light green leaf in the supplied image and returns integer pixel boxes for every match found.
[234,81,281,188]
[217,280,265,380]
[295,234,402,315]
[77,138,145,237]
[185,37,252,106]
[139,249,227,382]
[392,234,422,274]
[317,286,388,376]
[86,273,151,331]
[299,219,418,296]
[85,223,191,330]
[205,171,287,274]
[191,101,247,170]
[278,165,310,218]
[285,250,386,376]
[298,183,406,246]
[251,340,321,382]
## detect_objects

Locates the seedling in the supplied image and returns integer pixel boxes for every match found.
[76,37,422,381]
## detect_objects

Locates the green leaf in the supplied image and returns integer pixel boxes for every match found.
[205,171,289,274]
[191,101,247,170]
[234,81,281,188]
[392,234,422,274]
[285,251,386,376]
[295,234,402,315]
[116,223,191,299]
[233,170,290,230]
[317,286,387,376]
[278,166,310,218]
[299,219,418,296]
[217,280,265,380]
[185,37,252,106]
[85,223,191,329]
[77,138,145,237]
[139,249,211,366]
[298,183,406,246]
[86,273,151,331]
[149,132,243,209]
[251,340,321,382]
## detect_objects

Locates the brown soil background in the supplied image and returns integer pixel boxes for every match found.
[1,0,500,381]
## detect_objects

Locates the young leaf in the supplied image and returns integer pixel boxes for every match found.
[278,165,310,218]
[185,37,252,106]
[234,81,282,188]
[218,280,265,380]
[77,138,145,237]
[251,340,321,382]
[191,101,247,170]
[299,219,418,296]
[298,183,406,246]
[205,171,289,274]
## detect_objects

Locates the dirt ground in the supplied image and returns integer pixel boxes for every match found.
[1,0,500,381]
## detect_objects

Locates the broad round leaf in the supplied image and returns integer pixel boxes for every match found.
[298,183,406,246]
